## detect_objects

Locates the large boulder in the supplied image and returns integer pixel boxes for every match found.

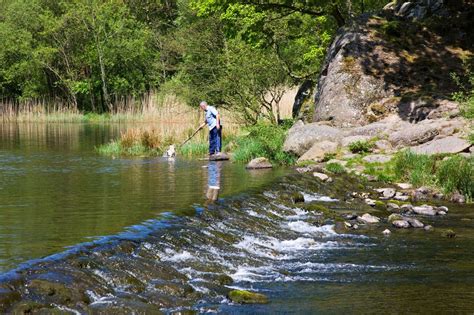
[388,123,439,147]
[411,136,471,155]
[298,141,339,162]
[311,2,469,127]
[283,122,342,156]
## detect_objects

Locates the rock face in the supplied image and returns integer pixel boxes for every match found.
[283,122,342,156]
[310,1,470,127]
[246,157,272,169]
[298,141,339,162]
[411,136,471,155]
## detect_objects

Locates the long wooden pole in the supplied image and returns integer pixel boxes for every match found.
[180,125,204,147]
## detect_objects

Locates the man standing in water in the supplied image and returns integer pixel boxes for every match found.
[199,101,222,156]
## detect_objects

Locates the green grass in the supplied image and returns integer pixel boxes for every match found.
[178,141,209,158]
[357,150,473,200]
[97,141,160,156]
[325,162,346,174]
[436,155,474,200]
[393,150,436,187]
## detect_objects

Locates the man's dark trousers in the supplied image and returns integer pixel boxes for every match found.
[209,127,222,154]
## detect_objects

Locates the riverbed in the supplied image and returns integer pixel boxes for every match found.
[0,123,473,314]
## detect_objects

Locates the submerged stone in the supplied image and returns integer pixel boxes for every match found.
[228,290,269,304]
[442,229,456,238]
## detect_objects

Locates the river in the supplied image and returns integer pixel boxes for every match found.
[0,122,473,314]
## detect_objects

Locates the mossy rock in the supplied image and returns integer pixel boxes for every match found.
[9,301,46,314]
[441,229,456,238]
[280,192,305,204]
[0,287,21,312]
[302,203,330,214]
[28,279,89,304]
[215,274,233,286]
[228,290,269,304]
[374,200,386,210]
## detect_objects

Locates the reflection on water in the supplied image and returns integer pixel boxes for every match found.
[206,161,222,202]
[0,123,286,272]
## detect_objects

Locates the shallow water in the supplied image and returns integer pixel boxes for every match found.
[1,123,474,314]
[0,123,285,272]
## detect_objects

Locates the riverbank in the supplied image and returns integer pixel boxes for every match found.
[97,122,296,165]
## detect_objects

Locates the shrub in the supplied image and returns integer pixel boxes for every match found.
[436,155,474,200]
[232,123,296,165]
[348,140,375,154]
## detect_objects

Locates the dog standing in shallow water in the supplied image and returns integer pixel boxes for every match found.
[164,144,176,158]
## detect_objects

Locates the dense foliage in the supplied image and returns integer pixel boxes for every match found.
[0,0,388,120]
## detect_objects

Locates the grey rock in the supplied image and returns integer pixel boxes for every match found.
[387,203,400,212]
[411,136,471,155]
[364,198,377,206]
[424,225,434,231]
[346,122,393,137]
[382,229,392,235]
[396,183,413,190]
[412,205,437,216]
[374,140,392,152]
[437,211,447,215]
[450,192,466,204]
[398,2,414,15]
[407,218,424,228]
[400,204,414,214]
[375,188,396,199]
[298,140,339,162]
[246,157,273,169]
[284,123,342,156]
[435,206,449,213]
[358,213,380,224]
[363,154,392,164]
[313,172,330,182]
[389,124,439,147]
[394,192,410,201]
[392,220,410,228]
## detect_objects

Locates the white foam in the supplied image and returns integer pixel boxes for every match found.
[285,222,337,236]
[302,192,338,202]
[161,249,195,262]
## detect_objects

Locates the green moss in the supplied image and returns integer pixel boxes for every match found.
[228,290,269,304]
[374,200,386,210]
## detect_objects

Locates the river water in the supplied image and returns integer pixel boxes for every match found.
[0,123,474,314]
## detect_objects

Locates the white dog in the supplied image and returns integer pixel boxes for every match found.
[164,144,176,158]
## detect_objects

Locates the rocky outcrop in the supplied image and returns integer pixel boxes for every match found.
[283,121,342,156]
[298,140,339,162]
[311,1,472,127]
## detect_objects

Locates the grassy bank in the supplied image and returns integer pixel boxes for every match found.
[343,150,474,201]
[98,122,296,165]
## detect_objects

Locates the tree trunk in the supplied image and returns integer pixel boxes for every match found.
[90,2,112,112]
